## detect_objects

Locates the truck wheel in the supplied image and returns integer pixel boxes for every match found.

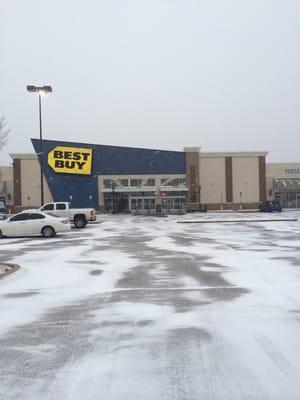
[42,226,55,238]
[74,215,87,228]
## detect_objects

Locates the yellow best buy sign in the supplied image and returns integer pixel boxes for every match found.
[48,146,93,175]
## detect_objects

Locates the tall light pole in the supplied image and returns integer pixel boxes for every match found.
[26,85,52,206]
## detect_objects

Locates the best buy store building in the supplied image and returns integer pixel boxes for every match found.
[8,139,268,212]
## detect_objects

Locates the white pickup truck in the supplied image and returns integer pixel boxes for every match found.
[40,202,96,228]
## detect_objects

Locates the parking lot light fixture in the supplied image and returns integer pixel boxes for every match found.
[26,85,52,206]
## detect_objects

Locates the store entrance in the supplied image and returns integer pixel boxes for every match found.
[104,193,129,213]
[275,192,300,208]
[118,194,129,212]
[130,196,156,212]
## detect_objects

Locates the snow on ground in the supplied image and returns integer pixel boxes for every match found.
[0,211,300,399]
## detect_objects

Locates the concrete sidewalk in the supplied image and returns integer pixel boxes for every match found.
[178,217,298,224]
[177,211,299,224]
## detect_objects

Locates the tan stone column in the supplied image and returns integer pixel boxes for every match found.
[98,177,105,213]
[13,158,22,207]
[225,157,233,203]
[259,156,266,201]
[155,177,162,212]
[184,147,200,210]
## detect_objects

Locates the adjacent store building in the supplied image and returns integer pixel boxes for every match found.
[2,138,270,213]
[266,163,300,208]
[0,166,13,209]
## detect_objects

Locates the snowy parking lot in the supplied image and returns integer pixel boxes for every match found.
[1,212,300,400]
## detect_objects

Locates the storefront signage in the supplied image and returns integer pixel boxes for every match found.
[48,146,93,175]
[285,168,300,175]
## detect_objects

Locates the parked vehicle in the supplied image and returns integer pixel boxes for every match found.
[0,212,71,238]
[259,200,282,213]
[39,202,96,228]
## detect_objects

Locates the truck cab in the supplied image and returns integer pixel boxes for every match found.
[41,202,69,217]
[40,202,96,228]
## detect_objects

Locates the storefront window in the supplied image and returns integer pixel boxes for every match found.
[161,178,186,187]
[274,191,300,208]
[144,198,155,209]
[145,178,155,187]
[161,197,186,210]
[103,179,113,189]
[130,179,142,187]
[120,179,129,187]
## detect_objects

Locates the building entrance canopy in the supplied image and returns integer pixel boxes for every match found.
[274,178,300,192]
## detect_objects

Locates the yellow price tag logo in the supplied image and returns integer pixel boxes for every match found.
[48,146,93,175]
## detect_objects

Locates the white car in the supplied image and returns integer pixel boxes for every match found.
[0,211,71,238]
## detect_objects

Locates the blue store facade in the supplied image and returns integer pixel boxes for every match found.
[31,139,190,211]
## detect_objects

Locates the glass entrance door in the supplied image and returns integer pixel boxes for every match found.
[130,197,155,212]
[104,193,129,213]
[297,194,300,208]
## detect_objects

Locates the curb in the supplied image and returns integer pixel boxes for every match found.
[0,264,20,280]
[177,218,298,224]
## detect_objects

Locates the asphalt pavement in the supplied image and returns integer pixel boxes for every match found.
[0,212,300,400]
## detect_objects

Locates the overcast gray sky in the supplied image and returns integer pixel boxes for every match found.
[1,0,300,165]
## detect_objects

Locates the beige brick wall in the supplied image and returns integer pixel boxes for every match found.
[232,157,259,203]
[0,166,13,181]
[199,157,226,204]
[21,159,52,207]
